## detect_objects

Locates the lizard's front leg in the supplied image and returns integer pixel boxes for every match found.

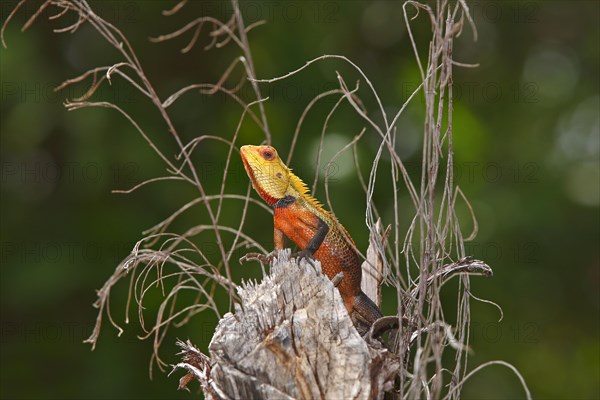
[274,227,285,250]
[290,218,329,265]
[239,227,285,264]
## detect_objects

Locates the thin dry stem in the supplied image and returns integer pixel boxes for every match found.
[4,1,525,397]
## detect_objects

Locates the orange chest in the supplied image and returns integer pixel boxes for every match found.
[273,203,321,250]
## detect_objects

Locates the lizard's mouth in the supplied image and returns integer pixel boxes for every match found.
[240,147,257,181]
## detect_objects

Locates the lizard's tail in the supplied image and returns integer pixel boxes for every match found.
[351,291,383,335]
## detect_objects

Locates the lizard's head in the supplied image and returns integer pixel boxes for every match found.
[240,145,290,205]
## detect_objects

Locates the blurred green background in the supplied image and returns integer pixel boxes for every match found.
[1,1,598,399]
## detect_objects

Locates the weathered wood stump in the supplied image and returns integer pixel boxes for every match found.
[174,250,399,399]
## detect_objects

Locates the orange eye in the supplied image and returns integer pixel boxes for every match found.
[261,148,275,160]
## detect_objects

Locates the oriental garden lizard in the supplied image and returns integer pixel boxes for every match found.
[240,144,383,334]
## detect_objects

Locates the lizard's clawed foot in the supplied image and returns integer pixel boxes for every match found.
[290,249,316,267]
[239,252,276,264]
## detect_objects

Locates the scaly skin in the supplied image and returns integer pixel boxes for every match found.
[240,144,383,334]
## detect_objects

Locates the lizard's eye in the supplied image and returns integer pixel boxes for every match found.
[261,149,275,161]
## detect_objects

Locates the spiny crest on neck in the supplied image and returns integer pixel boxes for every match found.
[287,169,329,215]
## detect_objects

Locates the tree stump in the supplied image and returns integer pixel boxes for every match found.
[174,250,399,399]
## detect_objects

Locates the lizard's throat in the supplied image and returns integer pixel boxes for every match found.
[257,187,279,206]
[242,157,279,206]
